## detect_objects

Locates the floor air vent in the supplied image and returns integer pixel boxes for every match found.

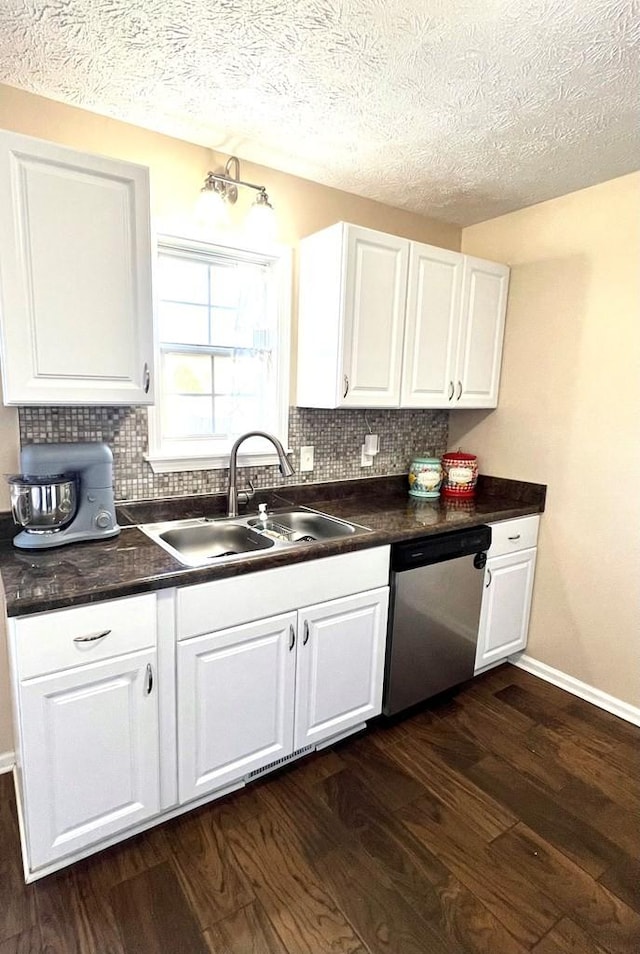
[246,745,314,781]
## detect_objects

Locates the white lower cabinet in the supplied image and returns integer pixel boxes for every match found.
[177,586,389,802]
[475,516,540,672]
[177,613,297,802]
[19,648,160,870]
[294,589,388,750]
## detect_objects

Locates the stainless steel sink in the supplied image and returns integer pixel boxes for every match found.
[140,507,369,568]
[152,522,274,567]
[247,510,357,541]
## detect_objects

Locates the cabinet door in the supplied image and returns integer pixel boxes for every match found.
[0,131,154,405]
[178,613,296,803]
[455,257,509,408]
[295,587,389,750]
[401,243,463,407]
[19,649,159,870]
[475,548,537,671]
[342,227,408,407]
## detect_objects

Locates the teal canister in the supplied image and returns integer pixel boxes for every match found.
[408,457,443,498]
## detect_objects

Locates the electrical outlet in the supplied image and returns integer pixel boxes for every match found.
[361,444,373,467]
[300,445,314,471]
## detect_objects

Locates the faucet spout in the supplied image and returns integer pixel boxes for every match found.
[227,431,294,517]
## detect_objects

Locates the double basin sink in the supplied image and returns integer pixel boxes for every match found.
[140,508,370,568]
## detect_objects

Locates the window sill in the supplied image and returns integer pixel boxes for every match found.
[144,451,291,474]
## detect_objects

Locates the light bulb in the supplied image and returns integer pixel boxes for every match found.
[245,191,277,242]
[195,185,230,228]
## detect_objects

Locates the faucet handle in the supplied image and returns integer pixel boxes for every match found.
[237,478,256,508]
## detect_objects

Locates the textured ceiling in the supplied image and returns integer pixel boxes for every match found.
[1,0,639,225]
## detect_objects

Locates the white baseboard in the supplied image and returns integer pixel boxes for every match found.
[510,653,640,727]
[0,750,15,774]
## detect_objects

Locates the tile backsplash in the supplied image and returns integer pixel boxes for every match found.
[18,406,448,502]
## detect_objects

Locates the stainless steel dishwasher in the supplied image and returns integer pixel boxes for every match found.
[383,524,491,716]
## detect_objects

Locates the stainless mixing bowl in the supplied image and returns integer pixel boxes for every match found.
[8,474,78,532]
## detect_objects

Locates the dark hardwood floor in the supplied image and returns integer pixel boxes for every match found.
[1,664,639,953]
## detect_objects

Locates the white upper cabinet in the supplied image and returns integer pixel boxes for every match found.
[401,243,464,408]
[456,256,510,408]
[296,223,509,410]
[0,131,154,405]
[296,223,409,408]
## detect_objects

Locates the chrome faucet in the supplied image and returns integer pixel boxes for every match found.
[227,431,295,517]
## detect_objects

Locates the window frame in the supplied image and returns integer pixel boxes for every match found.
[146,234,292,473]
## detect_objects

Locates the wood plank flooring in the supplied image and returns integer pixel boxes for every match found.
[1,664,638,953]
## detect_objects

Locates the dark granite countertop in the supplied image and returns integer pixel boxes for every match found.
[0,475,545,618]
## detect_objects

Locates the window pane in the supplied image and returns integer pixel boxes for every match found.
[212,355,232,394]
[163,354,212,394]
[159,302,209,345]
[215,395,264,436]
[212,353,271,398]
[210,264,240,308]
[210,307,241,348]
[163,395,213,437]
[158,256,208,304]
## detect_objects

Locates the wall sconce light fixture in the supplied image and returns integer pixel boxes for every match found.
[198,155,276,239]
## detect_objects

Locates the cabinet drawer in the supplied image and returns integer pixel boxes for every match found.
[12,593,157,680]
[488,515,540,558]
[177,547,390,639]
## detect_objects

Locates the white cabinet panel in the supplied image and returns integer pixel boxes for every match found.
[20,649,160,870]
[0,131,154,405]
[401,243,463,407]
[178,613,296,802]
[476,548,537,670]
[13,593,156,680]
[488,514,540,558]
[294,587,389,749]
[456,257,509,408]
[342,227,408,407]
[296,222,408,408]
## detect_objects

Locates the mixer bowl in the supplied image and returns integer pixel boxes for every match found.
[8,474,78,532]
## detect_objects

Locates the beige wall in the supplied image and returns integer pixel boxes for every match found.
[0,84,461,756]
[450,172,640,708]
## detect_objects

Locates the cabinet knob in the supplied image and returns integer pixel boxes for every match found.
[143,362,151,394]
[343,375,349,399]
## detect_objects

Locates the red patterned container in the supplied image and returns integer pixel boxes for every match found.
[441,451,478,498]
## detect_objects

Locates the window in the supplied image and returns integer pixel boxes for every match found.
[147,237,291,472]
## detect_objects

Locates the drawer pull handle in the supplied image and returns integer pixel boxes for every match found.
[508,534,521,541]
[485,568,492,588]
[303,620,310,646]
[457,380,462,400]
[145,663,153,695]
[289,624,295,651]
[448,380,454,400]
[73,629,111,644]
